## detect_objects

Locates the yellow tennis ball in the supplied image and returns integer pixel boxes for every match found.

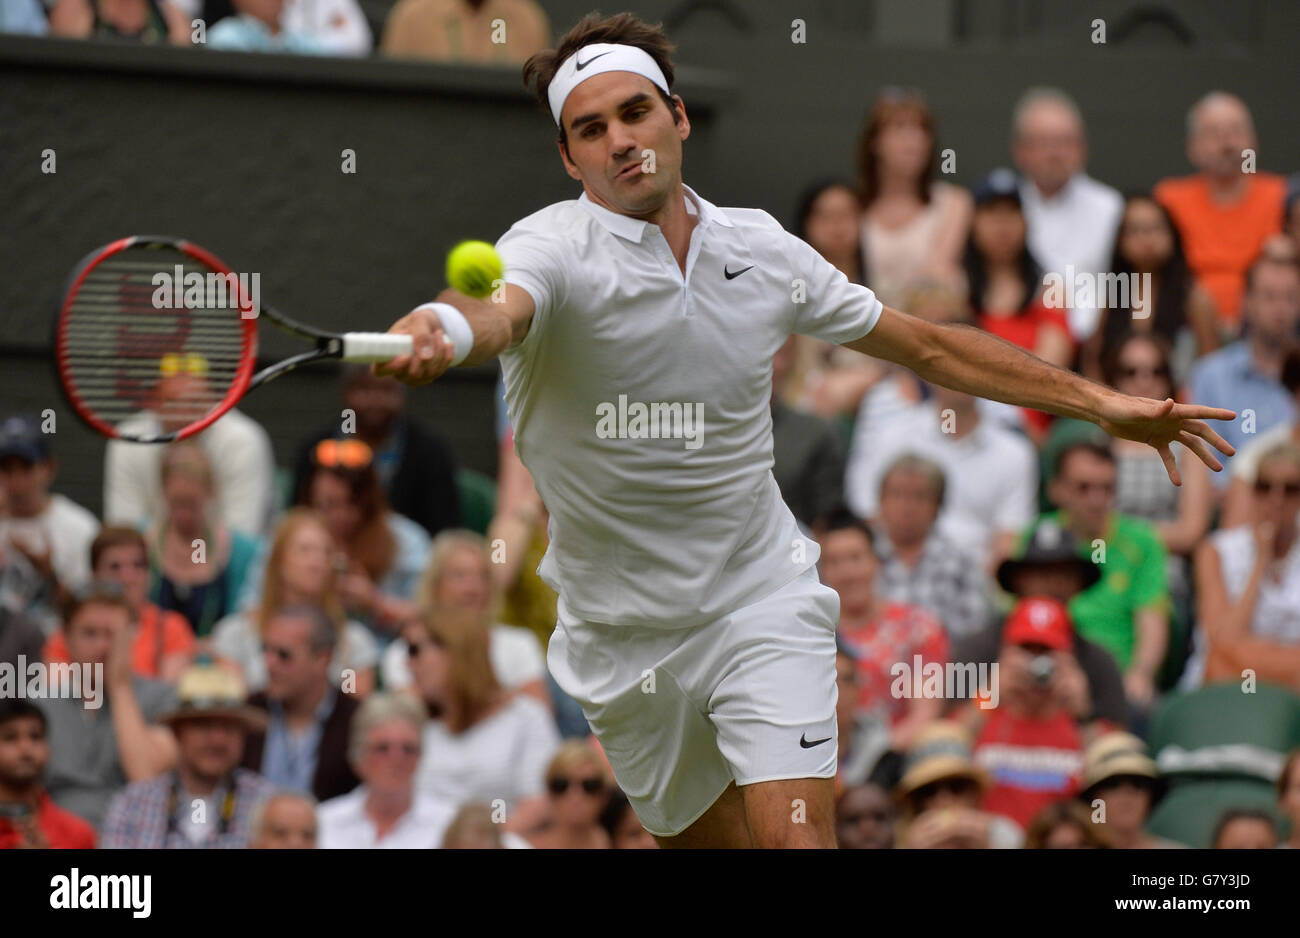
[446,240,504,299]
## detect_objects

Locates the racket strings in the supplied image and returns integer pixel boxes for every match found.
[58,246,253,435]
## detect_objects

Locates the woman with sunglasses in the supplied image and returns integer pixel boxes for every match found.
[316,692,457,848]
[146,442,261,642]
[1082,194,1221,384]
[294,439,430,637]
[522,740,615,849]
[408,604,560,822]
[1193,442,1300,692]
[211,508,378,696]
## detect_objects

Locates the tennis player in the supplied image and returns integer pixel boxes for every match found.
[375,12,1234,848]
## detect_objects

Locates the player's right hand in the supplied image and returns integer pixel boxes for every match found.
[373,307,456,386]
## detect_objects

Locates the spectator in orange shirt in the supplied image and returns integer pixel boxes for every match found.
[1153,92,1286,327]
[44,527,194,683]
[0,699,97,849]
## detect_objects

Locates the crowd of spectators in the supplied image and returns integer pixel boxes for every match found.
[1,40,1298,849]
[1,0,552,61]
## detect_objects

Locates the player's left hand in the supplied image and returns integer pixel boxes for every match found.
[1097,396,1236,486]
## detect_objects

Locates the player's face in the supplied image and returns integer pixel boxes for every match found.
[558,72,690,220]
[0,716,48,788]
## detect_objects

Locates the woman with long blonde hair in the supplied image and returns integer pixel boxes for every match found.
[210,508,378,696]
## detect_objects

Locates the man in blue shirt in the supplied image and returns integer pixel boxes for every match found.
[1191,254,1300,488]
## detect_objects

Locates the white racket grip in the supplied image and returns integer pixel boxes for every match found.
[340,332,414,362]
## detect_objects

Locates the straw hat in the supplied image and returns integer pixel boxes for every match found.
[895,722,989,799]
[1080,731,1165,801]
[158,663,267,731]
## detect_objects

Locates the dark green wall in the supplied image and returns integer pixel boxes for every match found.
[2,0,1297,515]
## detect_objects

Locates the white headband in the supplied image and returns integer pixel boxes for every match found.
[547,43,670,126]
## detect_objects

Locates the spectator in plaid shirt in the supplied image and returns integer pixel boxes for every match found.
[871,453,993,641]
[101,664,274,848]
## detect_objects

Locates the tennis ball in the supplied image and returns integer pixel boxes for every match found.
[446,240,504,299]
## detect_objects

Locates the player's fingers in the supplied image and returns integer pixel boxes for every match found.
[1156,442,1182,487]
[1177,429,1223,472]
[1172,402,1237,423]
[1181,417,1236,457]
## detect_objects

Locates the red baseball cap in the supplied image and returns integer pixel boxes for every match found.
[1002,597,1073,651]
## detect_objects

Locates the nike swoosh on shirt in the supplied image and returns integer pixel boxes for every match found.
[575,51,614,71]
[800,733,832,749]
[724,265,754,280]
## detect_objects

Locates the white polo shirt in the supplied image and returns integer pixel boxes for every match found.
[316,786,458,849]
[495,185,882,628]
[1019,173,1125,341]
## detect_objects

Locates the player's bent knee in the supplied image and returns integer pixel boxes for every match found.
[740,777,837,849]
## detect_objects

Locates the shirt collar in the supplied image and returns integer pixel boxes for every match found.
[578,184,733,242]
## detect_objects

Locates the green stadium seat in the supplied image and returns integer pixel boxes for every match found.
[1146,777,1281,848]
[456,467,497,535]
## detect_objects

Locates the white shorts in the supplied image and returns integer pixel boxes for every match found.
[546,565,841,837]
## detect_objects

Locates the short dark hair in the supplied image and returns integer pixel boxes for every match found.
[61,582,131,629]
[522,12,680,154]
[1211,808,1277,847]
[90,526,147,572]
[0,698,46,735]
[1282,347,1300,396]
[269,603,338,654]
[1054,440,1115,480]
[814,506,875,553]
[1244,253,1300,294]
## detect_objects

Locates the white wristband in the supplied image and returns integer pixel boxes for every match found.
[414,302,473,366]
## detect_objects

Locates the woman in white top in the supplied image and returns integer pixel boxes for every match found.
[408,604,559,822]
[856,87,972,309]
[211,508,378,695]
[380,529,548,705]
[1193,442,1300,692]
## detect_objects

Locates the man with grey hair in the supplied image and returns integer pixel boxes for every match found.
[248,790,318,848]
[1011,86,1124,341]
[1155,91,1287,327]
[871,453,992,641]
[316,692,457,848]
[241,604,362,801]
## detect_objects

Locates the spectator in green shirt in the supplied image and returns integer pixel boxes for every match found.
[1033,441,1170,709]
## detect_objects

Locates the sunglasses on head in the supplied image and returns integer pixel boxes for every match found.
[313,438,373,470]
[548,776,605,796]
[1255,478,1300,496]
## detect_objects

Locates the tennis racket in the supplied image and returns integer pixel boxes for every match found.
[53,235,412,443]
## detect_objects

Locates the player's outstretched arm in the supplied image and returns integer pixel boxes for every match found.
[846,305,1237,486]
[374,284,536,386]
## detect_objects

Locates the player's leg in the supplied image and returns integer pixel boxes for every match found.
[547,610,745,844]
[739,777,837,848]
[686,566,843,848]
[652,781,753,849]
